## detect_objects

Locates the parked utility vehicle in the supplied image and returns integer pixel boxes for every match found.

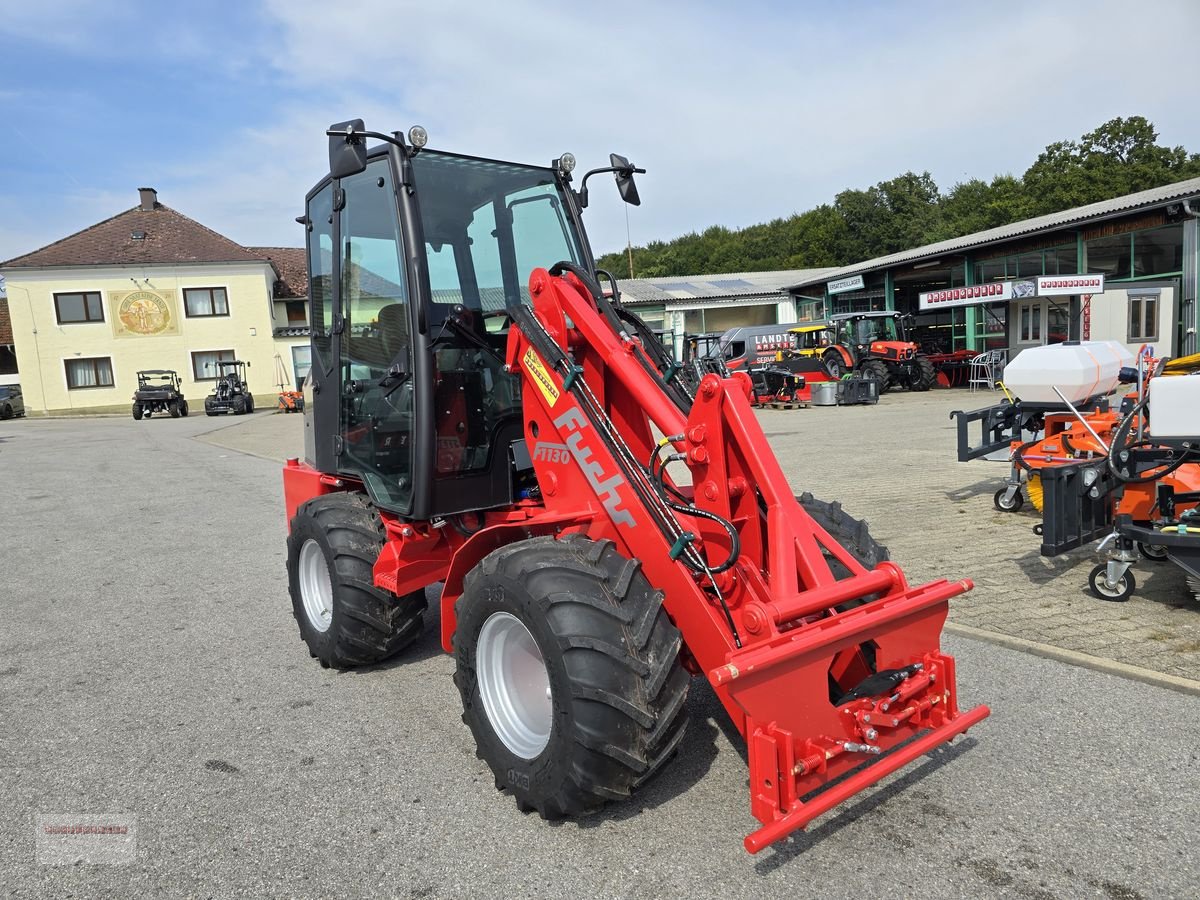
[204,360,254,416]
[133,370,187,419]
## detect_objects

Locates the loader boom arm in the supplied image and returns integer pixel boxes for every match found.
[502,267,989,852]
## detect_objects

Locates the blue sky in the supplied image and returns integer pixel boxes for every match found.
[2,0,1199,270]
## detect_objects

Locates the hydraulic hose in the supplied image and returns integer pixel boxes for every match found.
[1106,396,1197,485]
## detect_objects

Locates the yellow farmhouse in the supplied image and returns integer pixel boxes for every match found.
[1,188,310,416]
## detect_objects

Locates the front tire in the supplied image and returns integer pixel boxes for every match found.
[862,359,891,394]
[179,399,189,417]
[287,492,427,668]
[169,401,181,418]
[454,534,689,819]
[910,355,936,392]
[245,394,255,413]
[132,403,143,421]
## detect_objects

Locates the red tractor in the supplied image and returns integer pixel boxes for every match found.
[283,120,988,853]
[823,311,937,392]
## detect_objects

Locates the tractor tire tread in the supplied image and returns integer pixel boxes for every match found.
[287,492,425,668]
[455,534,689,819]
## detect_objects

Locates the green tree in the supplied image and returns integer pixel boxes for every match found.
[599,116,1199,278]
[1021,116,1200,216]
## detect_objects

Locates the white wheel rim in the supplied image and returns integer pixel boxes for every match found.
[298,539,334,633]
[476,612,552,759]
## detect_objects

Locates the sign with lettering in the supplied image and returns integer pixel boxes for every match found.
[919,274,1105,311]
[1036,274,1105,297]
[918,281,1016,311]
[828,275,865,295]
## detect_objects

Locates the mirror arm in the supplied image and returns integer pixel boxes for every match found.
[325,127,407,152]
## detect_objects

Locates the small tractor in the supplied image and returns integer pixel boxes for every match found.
[204,360,254,416]
[132,369,187,419]
[823,311,936,391]
[283,120,988,854]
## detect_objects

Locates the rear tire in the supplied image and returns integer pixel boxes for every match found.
[454,534,689,819]
[132,403,143,421]
[822,351,842,379]
[169,401,181,418]
[863,359,891,394]
[797,493,890,702]
[245,394,255,413]
[287,492,427,668]
[232,396,246,415]
[180,399,189,417]
[1,404,12,420]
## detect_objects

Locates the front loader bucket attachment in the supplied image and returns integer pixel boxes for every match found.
[710,577,989,853]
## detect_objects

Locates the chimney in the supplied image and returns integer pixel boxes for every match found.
[138,187,158,211]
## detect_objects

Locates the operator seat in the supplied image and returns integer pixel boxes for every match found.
[377,302,409,362]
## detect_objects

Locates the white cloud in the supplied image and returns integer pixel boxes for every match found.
[4,0,1200,263]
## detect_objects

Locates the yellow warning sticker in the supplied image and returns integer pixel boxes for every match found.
[522,348,561,407]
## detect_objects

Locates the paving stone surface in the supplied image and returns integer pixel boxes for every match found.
[762,390,1200,682]
[200,391,1200,683]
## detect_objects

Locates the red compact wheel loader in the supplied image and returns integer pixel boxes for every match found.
[283,120,989,854]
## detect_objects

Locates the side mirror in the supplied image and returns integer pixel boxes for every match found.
[328,119,368,180]
[610,153,642,207]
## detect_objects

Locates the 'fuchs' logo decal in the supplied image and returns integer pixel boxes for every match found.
[550,407,636,528]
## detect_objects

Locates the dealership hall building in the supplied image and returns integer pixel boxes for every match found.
[785,177,1200,358]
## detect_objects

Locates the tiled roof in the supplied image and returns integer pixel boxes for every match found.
[248,246,308,299]
[616,268,835,305]
[787,176,1200,289]
[1,201,266,269]
[0,298,12,345]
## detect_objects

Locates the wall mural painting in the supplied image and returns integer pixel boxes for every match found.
[111,289,181,338]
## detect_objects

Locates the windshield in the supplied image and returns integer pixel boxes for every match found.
[845,317,898,344]
[410,152,586,326]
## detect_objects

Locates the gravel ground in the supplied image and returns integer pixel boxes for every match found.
[2,406,1198,898]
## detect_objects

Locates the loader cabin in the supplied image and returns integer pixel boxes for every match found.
[303,121,639,522]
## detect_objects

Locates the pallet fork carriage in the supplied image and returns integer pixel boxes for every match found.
[283,120,989,853]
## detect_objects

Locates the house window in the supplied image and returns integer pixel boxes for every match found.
[184,287,230,317]
[54,291,104,324]
[286,301,307,324]
[65,357,114,389]
[1128,293,1159,342]
[192,349,236,380]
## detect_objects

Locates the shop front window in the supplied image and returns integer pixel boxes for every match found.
[1132,224,1183,278]
[1086,233,1132,279]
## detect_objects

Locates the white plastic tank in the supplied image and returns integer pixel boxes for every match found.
[1148,375,1200,439]
[1001,341,1134,405]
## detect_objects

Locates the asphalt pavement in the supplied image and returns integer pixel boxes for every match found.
[1,411,1198,898]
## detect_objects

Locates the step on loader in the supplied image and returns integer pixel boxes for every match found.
[283,121,989,853]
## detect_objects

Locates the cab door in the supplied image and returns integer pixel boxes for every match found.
[334,157,416,513]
